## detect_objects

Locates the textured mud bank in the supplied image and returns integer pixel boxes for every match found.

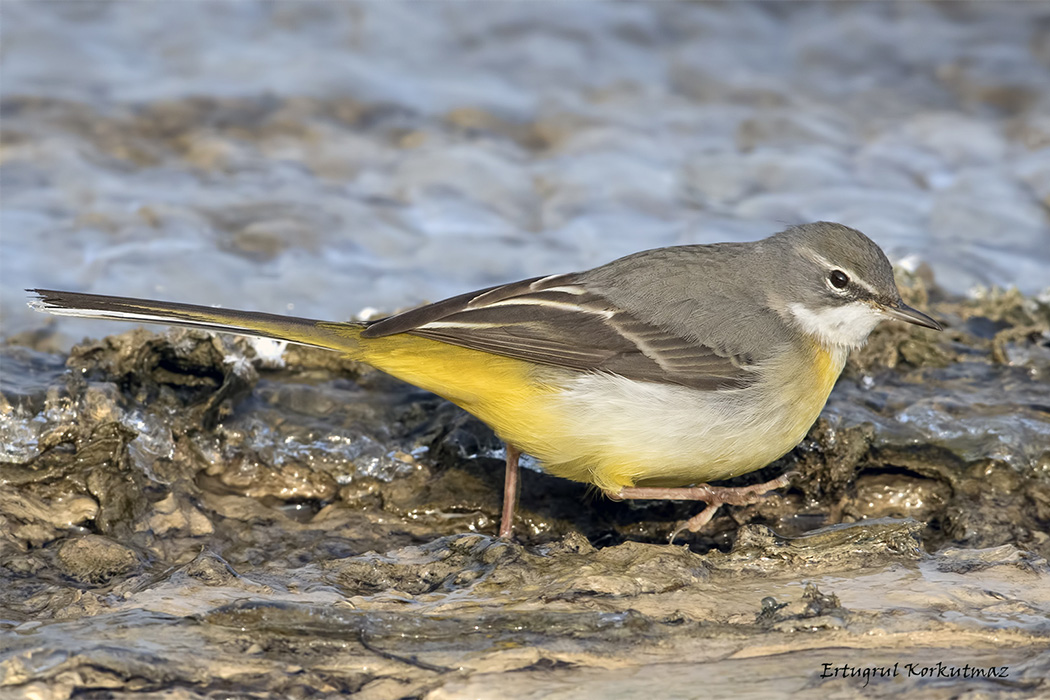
[2,281,1049,698]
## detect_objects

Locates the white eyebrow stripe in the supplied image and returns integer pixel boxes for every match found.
[801,249,877,294]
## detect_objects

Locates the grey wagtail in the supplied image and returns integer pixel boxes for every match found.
[29,221,941,540]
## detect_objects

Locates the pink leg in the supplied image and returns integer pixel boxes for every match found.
[498,445,521,539]
[611,471,797,543]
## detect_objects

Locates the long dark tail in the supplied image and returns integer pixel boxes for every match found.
[28,289,365,354]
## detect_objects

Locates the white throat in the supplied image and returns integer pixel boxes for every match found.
[788,301,883,350]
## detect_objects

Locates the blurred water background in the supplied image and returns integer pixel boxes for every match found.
[2,1,1049,347]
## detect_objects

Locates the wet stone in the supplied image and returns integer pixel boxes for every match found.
[56,535,141,585]
[180,550,241,587]
[757,583,850,633]
[737,517,924,563]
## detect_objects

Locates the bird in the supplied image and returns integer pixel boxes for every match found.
[29,221,942,540]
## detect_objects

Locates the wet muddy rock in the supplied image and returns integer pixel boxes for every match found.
[56,535,141,585]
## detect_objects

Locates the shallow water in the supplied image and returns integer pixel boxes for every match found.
[3,2,1050,699]
[2,2,1049,349]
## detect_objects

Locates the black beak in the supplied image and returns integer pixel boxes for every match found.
[879,301,943,331]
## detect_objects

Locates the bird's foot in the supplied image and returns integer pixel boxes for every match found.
[611,471,798,543]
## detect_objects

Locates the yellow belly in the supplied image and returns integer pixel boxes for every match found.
[532,340,846,490]
[356,330,847,492]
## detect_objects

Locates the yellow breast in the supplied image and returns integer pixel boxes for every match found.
[774,339,847,449]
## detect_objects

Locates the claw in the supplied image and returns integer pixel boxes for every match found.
[668,503,720,544]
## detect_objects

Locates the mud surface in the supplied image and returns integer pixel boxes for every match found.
[4,2,1050,698]
[3,281,1049,699]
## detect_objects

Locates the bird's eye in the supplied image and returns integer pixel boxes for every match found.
[829,270,850,289]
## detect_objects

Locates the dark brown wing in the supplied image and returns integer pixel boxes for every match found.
[361,274,756,390]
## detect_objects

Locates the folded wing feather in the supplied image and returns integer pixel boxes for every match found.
[362,274,756,390]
